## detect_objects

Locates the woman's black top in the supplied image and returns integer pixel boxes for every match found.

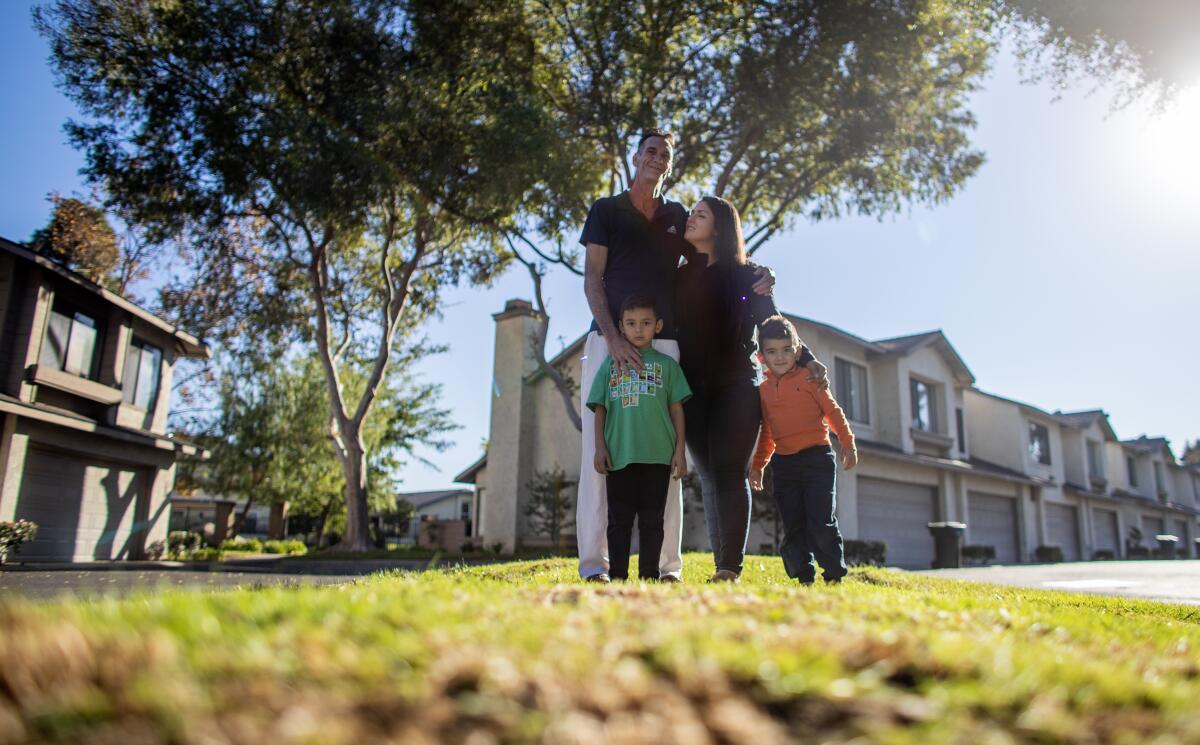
[674,258,812,387]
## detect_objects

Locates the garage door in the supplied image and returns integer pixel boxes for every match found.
[1092,508,1120,556]
[1045,503,1080,562]
[1174,519,1191,557]
[967,491,1020,564]
[1141,515,1165,539]
[14,448,148,561]
[857,477,936,569]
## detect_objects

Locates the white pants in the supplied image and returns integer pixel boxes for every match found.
[578,331,684,579]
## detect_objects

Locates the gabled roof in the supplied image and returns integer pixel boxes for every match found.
[401,489,473,510]
[968,387,1060,423]
[1052,409,1120,441]
[783,314,888,354]
[1121,435,1177,461]
[1,236,209,358]
[872,329,975,385]
[453,453,487,484]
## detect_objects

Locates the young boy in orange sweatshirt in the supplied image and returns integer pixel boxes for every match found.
[750,316,858,585]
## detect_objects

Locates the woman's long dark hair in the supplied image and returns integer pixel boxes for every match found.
[701,195,747,267]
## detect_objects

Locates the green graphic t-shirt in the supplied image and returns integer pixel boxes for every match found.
[585,348,692,471]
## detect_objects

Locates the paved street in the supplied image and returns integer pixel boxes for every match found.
[0,568,360,601]
[921,561,1200,606]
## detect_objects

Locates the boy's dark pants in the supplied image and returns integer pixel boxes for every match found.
[771,446,848,582]
[606,462,671,580]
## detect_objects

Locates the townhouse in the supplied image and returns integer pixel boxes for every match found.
[0,237,209,560]
[459,298,1199,567]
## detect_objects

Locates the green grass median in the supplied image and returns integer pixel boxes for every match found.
[3,554,1199,744]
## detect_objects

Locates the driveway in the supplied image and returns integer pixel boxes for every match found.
[921,560,1200,606]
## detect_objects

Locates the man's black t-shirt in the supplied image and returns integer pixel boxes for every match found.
[579,191,689,340]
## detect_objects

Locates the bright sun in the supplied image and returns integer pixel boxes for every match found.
[1112,86,1200,218]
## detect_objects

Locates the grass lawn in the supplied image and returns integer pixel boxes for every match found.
[3,554,1200,744]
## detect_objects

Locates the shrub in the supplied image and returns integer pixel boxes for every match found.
[1127,546,1151,560]
[145,540,166,561]
[1034,545,1064,563]
[262,539,307,555]
[0,520,38,564]
[1090,549,1115,561]
[167,531,202,559]
[220,537,264,553]
[962,545,996,565]
[191,547,224,562]
[843,540,886,566]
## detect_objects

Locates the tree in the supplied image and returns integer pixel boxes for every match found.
[499,0,996,431]
[523,466,576,552]
[999,0,1200,109]
[1182,440,1200,467]
[38,0,570,550]
[182,348,454,544]
[29,194,118,283]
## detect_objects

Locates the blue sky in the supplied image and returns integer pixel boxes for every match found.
[3,4,1197,491]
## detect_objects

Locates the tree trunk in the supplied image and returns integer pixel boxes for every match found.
[335,429,373,551]
[231,494,257,538]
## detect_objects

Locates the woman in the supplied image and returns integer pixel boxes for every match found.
[675,196,816,582]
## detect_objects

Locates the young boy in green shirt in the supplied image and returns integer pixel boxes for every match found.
[586,293,691,581]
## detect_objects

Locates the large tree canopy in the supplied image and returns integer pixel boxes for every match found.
[37,0,578,550]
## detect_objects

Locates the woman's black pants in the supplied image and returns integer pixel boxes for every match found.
[684,379,761,575]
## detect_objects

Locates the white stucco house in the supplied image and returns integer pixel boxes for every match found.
[457,298,1199,568]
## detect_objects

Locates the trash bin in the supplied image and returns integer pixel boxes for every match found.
[928,522,966,569]
[1154,534,1179,560]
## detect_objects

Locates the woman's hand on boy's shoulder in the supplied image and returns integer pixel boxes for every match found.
[749,263,776,296]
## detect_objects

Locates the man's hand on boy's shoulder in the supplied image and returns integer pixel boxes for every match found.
[594,447,613,475]
[840,448,858,471]
[804,358,829,390]
[606,332,643,373]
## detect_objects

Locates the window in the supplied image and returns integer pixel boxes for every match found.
[835,359,869,424]
[1127,456,1138,487]
[122,338,163,409]
[910,379,937,432]
[1154,462,1165,495]
[1086,440,1102,479]
[955,408,966,452]
[39,304,100,379]
[1028,422,1051,465]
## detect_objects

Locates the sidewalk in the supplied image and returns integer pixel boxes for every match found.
[920,560,1200,606]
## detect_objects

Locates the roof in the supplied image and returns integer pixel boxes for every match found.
[871,329,975,385]
[784,314,887,353]
[857,439,1038,486]
[1,236,209,359]
[453,453,487,484]
[401,489,473,510]
[968,387,1060,422]
[1122,436,1176,460]
[1052,409,1120,441]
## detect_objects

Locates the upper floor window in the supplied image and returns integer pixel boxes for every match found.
[39,303,101,379]
[1127,455,1138,487]
[1028,422,1051,465]
[956,408,966,453]
[1086,440,1102,479]
[910,379,938,432]
[835,359,869,424]
[1154,462,1166,495]
[122,338,163,410]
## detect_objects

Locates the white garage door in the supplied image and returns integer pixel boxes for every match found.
[1174,519,1191,557]
[14,448,147,561]
[1045,503,1080,562]
[1141,515,1165,539]
[967,491,1020,564]
[858,477,936,569]
[1092,509,1120,556]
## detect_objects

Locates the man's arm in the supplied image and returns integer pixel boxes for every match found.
[584,242,642,372]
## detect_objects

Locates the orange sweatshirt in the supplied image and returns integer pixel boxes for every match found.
[751,366,856,473]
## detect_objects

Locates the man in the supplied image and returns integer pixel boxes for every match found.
[577,127,824,582]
